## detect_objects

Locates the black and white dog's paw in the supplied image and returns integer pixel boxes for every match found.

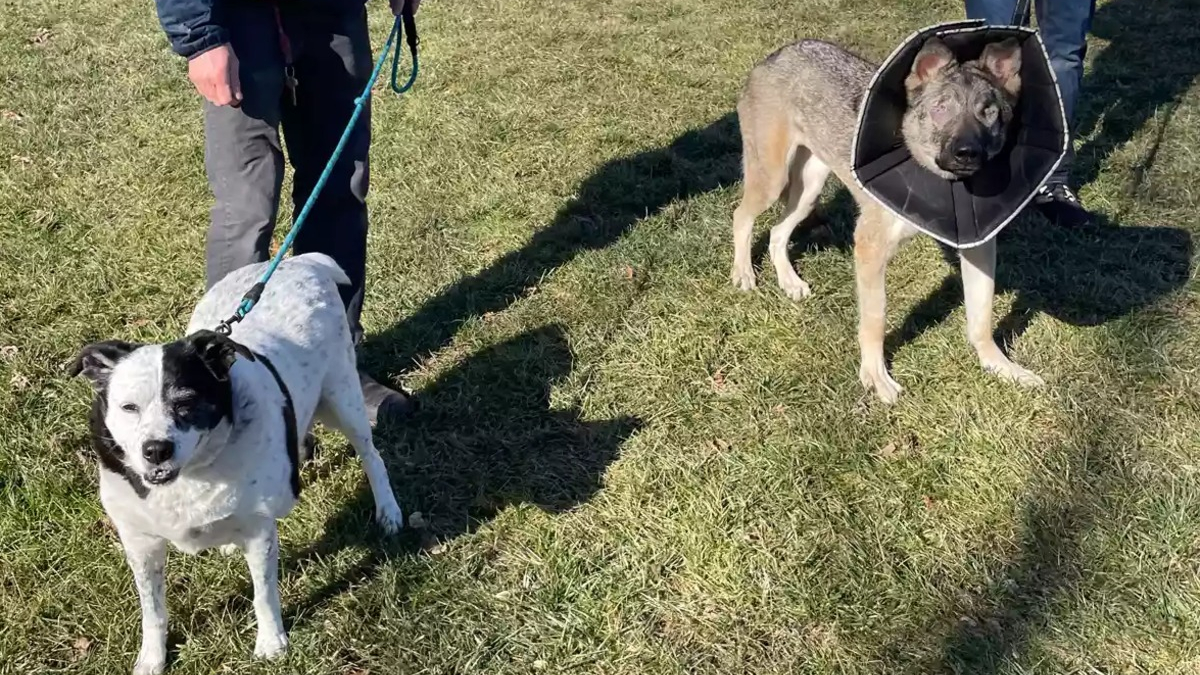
[132,649,166,675]
[376,501,405,534]
[254,631,288,660]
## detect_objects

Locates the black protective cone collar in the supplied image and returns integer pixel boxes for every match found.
[851,20,1068,249]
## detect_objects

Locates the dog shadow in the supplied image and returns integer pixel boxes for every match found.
[242,114,737,637]
[358,113,743,378]
[883,212,1192,362]
[281,323,641,625]
[749,186,859,267]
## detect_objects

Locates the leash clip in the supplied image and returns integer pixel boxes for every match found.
[215,315,239,336]
[213,281,265,335]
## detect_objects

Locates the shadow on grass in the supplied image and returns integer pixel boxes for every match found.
[876,424,1123,673]
[756,189,1191,368]
[883,213,1192,363]
[935,434,1117,673]
[1072,0,1200,194]
[282,324,641,625]
[358,112,743,378]
[750,186,859,268]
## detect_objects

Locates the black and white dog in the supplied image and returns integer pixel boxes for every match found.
[70,253,404,675]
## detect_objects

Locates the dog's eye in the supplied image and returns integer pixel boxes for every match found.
[930,102,950,123]
[175,405,192,418]
[120,403,140,414]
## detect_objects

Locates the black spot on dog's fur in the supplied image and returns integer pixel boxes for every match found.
[253,352,301,499]
[160,335,242,433]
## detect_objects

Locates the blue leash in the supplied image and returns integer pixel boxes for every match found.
[216,9,419,336]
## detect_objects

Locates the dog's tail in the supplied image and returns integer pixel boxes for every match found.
[294,253,352,287]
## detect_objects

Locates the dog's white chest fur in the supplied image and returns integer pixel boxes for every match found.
[99,435,297,554]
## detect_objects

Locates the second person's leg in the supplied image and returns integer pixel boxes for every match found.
[282,5,412,423]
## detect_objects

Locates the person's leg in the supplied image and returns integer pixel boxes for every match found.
[203,4,286,288]
[1032,0,1097,225]
[282,5,412,423]
[964,0,1021,25]
[1036,0,1096,178]
[280,5,370,341]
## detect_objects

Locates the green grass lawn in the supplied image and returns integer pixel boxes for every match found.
[3,0,1200,672]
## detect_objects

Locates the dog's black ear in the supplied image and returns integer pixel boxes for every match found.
[187,329,255,382]
[70,340,142,388]
[907,37,955,88]
[979,37,1023,96]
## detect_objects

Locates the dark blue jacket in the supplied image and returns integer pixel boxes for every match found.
[154,0,366,59]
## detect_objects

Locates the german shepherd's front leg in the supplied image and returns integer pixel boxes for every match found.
[959,239,1044,388]
[855,209,914,404]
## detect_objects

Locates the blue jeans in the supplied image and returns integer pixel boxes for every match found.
[964,0,1096,183]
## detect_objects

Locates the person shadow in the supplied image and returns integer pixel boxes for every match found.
[357,112,743,378]
[280,323,642,624]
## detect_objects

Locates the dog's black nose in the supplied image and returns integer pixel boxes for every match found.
[953,142,982,163]
[142,439,175,464]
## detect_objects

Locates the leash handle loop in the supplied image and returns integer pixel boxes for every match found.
[391,4,420,93]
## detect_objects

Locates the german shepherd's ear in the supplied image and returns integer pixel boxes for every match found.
[979,37,1023,97]
[70,340,143,390]
[186,330,255,383]
[907,37,956,89]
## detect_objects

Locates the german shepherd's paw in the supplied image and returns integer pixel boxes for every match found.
[731,263,757,292]
[860,360,903,404]
[777,270,812,301]
[983,358,1044,388]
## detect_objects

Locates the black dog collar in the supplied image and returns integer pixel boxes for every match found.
[243,347,301,500]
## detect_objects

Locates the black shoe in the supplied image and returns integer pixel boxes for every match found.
[359,370,416,426]
[1034,183,1092,228]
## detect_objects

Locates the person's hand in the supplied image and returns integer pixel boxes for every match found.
[188,44,242,107]
[389,0,421,16]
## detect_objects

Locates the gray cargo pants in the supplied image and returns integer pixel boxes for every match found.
[203,2,371,341]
